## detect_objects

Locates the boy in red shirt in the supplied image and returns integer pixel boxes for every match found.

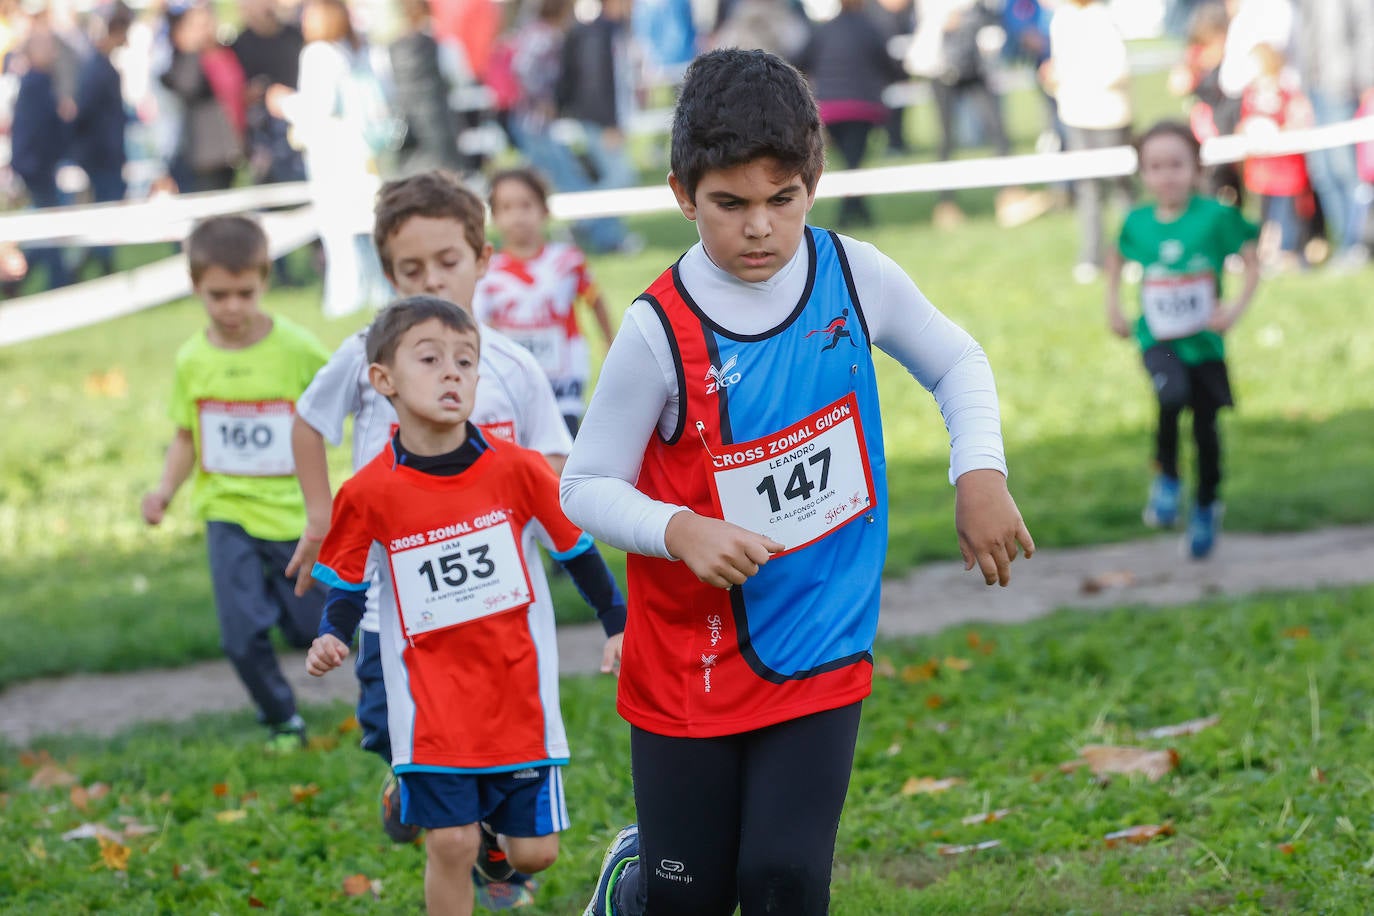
[307,297,625,915]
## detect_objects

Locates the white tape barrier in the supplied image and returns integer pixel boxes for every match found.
[3,114,1373,346]
[549,115,1374,223]
[0,206,319,348]
[0,182,312,247]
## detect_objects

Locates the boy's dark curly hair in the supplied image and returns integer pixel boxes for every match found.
[670,49,825,201]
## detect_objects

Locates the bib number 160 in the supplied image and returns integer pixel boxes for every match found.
[218,422,274,450]
[417,545,495,591]
[755,447,831,513]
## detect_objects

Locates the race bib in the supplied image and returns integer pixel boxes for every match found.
[1142,272,1215,340]
[508,327,567,375]
[198,399,295,476]
[389,514,533,639]
[708,394,875,554]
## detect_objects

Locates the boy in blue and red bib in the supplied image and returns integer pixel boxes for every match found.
[306,297,625,916]
[563,49,1035,916]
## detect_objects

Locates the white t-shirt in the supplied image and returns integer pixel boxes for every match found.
[559,233,1007,559]
[297,325,573,631]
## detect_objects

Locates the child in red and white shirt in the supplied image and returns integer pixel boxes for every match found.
[1239,43,1313,267]
[475,168,616,435]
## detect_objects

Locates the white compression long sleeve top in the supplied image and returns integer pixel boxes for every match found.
[560,234,1007,559]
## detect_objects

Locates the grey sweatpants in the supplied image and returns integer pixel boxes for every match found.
[206,521,325,726]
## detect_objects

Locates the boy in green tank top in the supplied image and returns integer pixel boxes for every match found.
[1105,121,1261,558]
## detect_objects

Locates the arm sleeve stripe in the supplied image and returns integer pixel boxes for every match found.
[548,531,595,562]
[311,562,369,592]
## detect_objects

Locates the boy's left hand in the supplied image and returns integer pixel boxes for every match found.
[600,633,624,677]
[955,469,1035,587]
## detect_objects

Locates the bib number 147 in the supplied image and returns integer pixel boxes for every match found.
[755,448,831,513]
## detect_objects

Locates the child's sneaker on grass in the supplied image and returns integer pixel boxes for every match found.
[473,871,537,910]
[1188,502,1223,559]
[264,717,306,754]
[475,822,517,882]
[379,774,422,844]
[1142,474,1182,528]
[584,824,639,916]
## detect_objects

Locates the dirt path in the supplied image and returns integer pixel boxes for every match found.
[5,525,1373,747]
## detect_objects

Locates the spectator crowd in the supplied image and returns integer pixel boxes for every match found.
[1,0,1371,298]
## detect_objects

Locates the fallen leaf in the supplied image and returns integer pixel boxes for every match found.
[88,782,110,801]
[121,821,157,838]
[1140,715,1220,739]
[29,762,78,789]
[307,735,339,751]
[1080,569,1137,594]
[97,835,131,871]
[19,750,50,768]
[83,368,128,399]
[248,895,266,908]
[901,776,964,796]
[1277,842,1296,855]
[290,783,320,804]
[215,809,247,824]
[241,790,259,802]
[336,715,360,734]
[925,694,944,710]
[248,860,260,875]
[885,742,902,757]
[1105,822,1175,848]
[172,863,184,880]
[28,837,47,860]
[874,657,897,679]
[212,783,229,798]
[1311,768,1327,784]
[70,785,91,811]
[938,840,1001,855]
[1283,626,1310,640]
[943,656,972,672]
[901,660,940,683]
[965,631,984,650]
[1080,745,1179,782]
[343,873,372,896]
[1058,759,1089,774]
[961,808,1015,825]
[61,823,124,842]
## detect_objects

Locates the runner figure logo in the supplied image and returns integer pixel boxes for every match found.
[805,309,858,351]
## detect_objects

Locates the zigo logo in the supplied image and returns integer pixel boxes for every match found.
[705,354,742,394]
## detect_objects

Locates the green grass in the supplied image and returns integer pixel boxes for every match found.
[6,585,1374,913]
[3,64,1373,686]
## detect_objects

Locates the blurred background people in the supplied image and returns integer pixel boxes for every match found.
[711,0,810,60]
[907,0,1013,228]
[1168,2,1242,205]
[72,1,134,277]
[793,0,904,227]
[162,3,246,193]
[10,23,73,289]
[388,0,464,175]
[1291,0,1374,269]
[1045,0,1135,283]
[1238,42,1310,271]
[555,0,643,253]
[270,0,391,317]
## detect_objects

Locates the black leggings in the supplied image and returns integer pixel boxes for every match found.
[1157,401,1221,506]
[613,702,863,916]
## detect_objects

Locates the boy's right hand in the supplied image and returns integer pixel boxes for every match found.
[141,491,169,526]
[306,633,349,677]
[1107,310,1132,339]
[664,511,783,589]
[286,528,326,596]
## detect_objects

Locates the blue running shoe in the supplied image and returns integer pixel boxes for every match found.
[584,824,639,916]
[1143,474,1182,528]
[1188,503,1222,559]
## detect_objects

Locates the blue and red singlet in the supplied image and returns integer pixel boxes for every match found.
[622,227,889,738]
